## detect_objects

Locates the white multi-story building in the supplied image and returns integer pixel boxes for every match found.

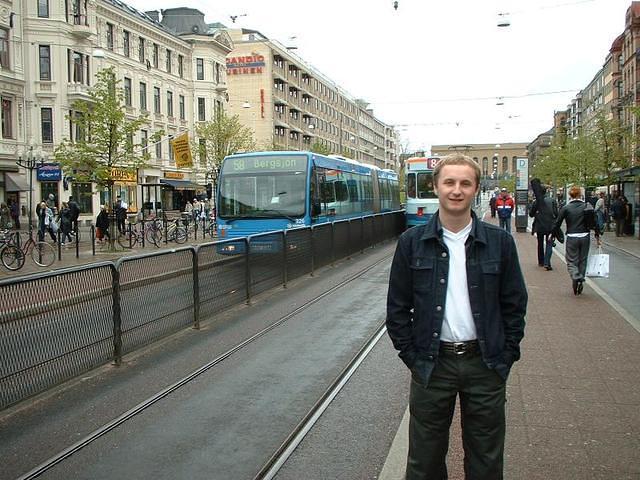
[0,1,231,225]
[224,28,399,170]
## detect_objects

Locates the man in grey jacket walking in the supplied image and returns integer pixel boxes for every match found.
[553,186,600,295]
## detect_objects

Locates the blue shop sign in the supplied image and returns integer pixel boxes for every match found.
[37,164,62,182]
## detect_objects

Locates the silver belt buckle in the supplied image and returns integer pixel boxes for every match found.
[453,342,466,355]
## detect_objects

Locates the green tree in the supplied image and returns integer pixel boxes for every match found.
[54,67,160,249]
[310,141,331,156]
[193,111,256,190]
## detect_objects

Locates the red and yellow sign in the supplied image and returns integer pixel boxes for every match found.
[165,171,184,179]
[172,133,193,168]
[111,167,137,183]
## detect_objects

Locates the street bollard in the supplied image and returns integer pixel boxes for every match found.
[75,229,79,258]
[91,225,95,256]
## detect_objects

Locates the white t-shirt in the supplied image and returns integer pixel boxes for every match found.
[440,220,477,342]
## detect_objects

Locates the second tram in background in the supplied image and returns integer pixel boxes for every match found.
[405,156,440,227]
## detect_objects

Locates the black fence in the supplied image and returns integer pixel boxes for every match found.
[0,211,405,410]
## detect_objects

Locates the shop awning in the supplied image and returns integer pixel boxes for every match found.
[160,178,203,190]
[5,173,30,192]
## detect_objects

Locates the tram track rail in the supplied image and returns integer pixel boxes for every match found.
[254,322,387,480]
[16,253,393,480]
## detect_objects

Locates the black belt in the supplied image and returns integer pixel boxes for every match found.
[439,340,479,356]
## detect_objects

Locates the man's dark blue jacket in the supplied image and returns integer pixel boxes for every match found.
[386,211,527,381]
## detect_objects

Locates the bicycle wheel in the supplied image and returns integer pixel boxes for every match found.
[117,232,134,249]
[31,241,56,267]
[173,227,187,244]
[1,245,26,271]
[145,228,161,246]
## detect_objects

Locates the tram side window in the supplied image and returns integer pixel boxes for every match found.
[362,176,374,211]
[407,173,416,198]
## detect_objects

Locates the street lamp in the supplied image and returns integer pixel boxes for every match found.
[16,146,46,237]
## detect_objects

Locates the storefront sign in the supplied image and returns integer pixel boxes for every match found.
[111,167,137,183]
[226,55,265,75]
[165,171,184,179]
[37,164,62,181]
[172,133,193,168]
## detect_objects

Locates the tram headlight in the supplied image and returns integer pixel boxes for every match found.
[417,207,424,217]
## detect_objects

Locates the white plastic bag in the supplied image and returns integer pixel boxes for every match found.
[586,247,609,278]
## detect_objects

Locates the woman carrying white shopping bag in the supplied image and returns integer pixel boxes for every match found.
[552,186,601,295]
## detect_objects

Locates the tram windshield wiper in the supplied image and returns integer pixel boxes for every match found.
[259,209,298,222]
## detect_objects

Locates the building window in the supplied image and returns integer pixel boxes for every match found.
[214,62,222,84]
[41,107,53,143]
[123,30,130,57]
[502,156,508,173]
[0,28,9,70]
[214,100,223,118]
[123,77,132,106]
[70,0,87,25]
[106,23,114,50]
[141,129,148,155]
[72,182,93,214]
[153,43,159,68]
[196,58,204,80]
[138,37,145,63]
[179,95,185,120]
[165,49,172,73]
[1,97,12,139]
[154,87,161,114]
[69,110,85,142]
[69,50,89,85]
[39,45,51,81]
[139,82,147,111]
[167,91,173,117]
[38,0,49,17]
[168,136,174,162]
[178,55,184,78]
[197,98,206,121]
[512,156,517,173]
[155,136,162,159]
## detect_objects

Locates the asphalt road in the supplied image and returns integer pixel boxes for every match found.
[1,242,403,480]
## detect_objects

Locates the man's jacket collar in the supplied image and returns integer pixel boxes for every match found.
[419,210,488,245]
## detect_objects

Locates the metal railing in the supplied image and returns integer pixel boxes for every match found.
[0,211,405,410]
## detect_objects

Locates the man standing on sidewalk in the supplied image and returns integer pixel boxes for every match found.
[496,187,514,233]
[387,153,528,480]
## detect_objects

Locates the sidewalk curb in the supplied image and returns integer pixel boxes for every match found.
[378,406,409,480]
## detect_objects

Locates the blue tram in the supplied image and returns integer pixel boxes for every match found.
[216,151,400,248]
[405,156,440,227]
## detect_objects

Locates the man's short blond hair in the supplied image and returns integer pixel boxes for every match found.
[433,153,481,187]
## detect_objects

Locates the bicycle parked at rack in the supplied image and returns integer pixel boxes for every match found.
[0,233,56,270]
[117,222,160,249]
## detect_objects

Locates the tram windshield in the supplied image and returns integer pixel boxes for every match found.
[219,155,308,218]
[407,172,437,199]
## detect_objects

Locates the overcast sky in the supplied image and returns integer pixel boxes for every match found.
[130,0,631,152]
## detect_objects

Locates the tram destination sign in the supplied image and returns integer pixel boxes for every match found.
[224,155,307,174]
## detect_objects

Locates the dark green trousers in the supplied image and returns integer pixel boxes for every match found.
[406,352,506,480]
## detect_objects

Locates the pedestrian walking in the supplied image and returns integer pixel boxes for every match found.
[114,196,127,234]
[496,187,514,233]
[489,192,497,218]
[0,202,10,229]
[68,196,81,236]
[553,185,600,295]
[58,202,73,245]
[530,179,558,270]
[192,198,201,223]
[386,153,527,480]
[611,193,625,237]
[9,200,20,230]
[36,201,57,242]
[594,191,606,233]
[96,205,110,243]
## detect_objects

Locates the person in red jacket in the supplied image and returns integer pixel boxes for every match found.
[496,187,514,233]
